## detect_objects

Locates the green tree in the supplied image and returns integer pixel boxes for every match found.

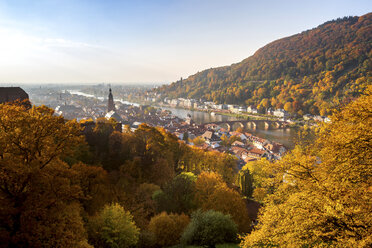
[88,203,139,248]
[237,166,254,198]
[181,210,238,247]
[154,172,197,214]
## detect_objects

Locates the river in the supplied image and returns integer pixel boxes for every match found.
[68,90,140,106]
[68,90,297,148]
[161,106,298,148]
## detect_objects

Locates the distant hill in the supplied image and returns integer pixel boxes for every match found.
[155,13,372,115]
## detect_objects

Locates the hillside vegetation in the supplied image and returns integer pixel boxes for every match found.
[241,85,372,247]
[0,86,371,247]
[156,13,372,115]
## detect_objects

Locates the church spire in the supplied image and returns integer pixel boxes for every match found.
[108,87,115,112]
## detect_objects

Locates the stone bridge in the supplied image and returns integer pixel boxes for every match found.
[205,119,288,131]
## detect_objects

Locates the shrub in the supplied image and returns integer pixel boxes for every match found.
[195,172,251,233]
[181,210,238,247]
[202,184,251,233]
[88,203,139,248]
[148,212,190,247]
[136,230,156,248]
[153,172,197,214]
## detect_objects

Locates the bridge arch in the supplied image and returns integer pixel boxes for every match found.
[246,121,257,130]
[206,120,286,131]
[272,121,281,129]
[231,122,244,131]
[218,123,231,131]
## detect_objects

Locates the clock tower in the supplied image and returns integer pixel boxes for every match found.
[108,88,115,112]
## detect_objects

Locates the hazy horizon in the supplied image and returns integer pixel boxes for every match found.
[0,0,370,84]
[0,82,168,87]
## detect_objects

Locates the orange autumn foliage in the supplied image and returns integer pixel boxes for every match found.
[194,172,251,233]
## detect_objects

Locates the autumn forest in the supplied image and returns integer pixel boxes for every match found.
[0,82,370,247]
[156,14,371,116]
[0,8,371,248]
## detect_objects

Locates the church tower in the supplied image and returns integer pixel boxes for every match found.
[108,88,115,112]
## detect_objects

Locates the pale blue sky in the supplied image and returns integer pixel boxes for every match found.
[0,0,370,84]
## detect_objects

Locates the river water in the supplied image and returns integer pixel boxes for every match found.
[68,90,297,148]
[161,106,298,148]
[68,90,140,106]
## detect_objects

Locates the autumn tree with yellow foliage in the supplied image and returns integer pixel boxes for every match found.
[241,86,372,247]
[148,212,190,247]
[0,103,248,247]
[0,104,90,247]
[194,172,251,233]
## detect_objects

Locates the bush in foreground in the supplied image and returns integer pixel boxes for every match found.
[149,212,190,247]
[181,210,237,247]
[88,203,139,248]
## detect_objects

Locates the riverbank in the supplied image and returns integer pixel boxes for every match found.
[141,101,285,122]
[71,92,299,149]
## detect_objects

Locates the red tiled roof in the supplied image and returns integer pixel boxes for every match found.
[250,147,265,154]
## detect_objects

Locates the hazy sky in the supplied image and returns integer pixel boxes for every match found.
[0,0,370,84]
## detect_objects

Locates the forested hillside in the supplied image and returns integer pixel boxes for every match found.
[241,85,372,247]
[1,87,371,247]
[0,104,247,248]
[156,13,371,116]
